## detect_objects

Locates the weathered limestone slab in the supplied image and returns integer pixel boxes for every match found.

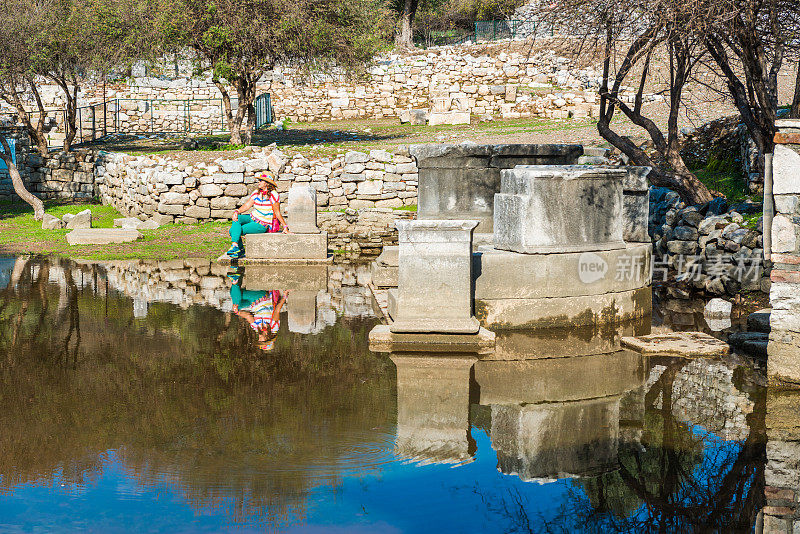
[114,217,143,229]
[391,353,477,465]
[493,166,626,254]
[474,350,644,405]
[66,228,143,245]
[477,286,652,330]
[620,332,730,357]
[428,111,470,126]
[474,243,651,300]
[243,232,328,261]
[287,185,320,234]
[242,264,327,291]
[371,263,398,288]
[391,219,480,334]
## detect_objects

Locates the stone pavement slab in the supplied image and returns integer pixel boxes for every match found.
[621,332,730,357]
[66,228,143,245]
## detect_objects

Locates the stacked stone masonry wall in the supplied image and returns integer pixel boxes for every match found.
[0,41,665,142]
[649,187,769,296]
[768,122,800,387]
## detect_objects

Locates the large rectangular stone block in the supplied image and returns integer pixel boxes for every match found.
[474,243,652,300]
[774,145,800,195]
[494,166,626,254]
[417,167,500,232]
[391,220,480,334]
[243,232,328,260]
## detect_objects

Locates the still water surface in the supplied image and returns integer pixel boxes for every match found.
[0,257,768,532]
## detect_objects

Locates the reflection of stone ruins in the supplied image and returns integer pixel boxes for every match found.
[49,260,379,333]
[385,325,762,473]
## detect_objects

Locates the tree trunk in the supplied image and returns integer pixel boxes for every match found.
[0,136,45,220]
[245,100,256,145]
[395,0,418,49]
[60,81,79,151]
[212,76,234,129]
[232,80,256,146]
[792,64,800,119]
[597,111,713,205]
[230,98,248,145]
[2,79,50,156]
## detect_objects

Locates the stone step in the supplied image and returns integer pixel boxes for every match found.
[621,332,730,357]
[243,232,328,261]
[747,308,772,333]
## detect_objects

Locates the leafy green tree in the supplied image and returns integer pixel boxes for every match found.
[159,0,385,145]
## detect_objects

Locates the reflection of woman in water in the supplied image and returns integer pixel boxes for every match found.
[230,282,288,351]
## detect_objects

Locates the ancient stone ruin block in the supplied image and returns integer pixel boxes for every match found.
[287,184,320,234]
[243,232,328,260]
[493,165,626,254]
[390,219,480,334]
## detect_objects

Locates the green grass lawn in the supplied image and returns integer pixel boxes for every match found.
[0,201,230,261]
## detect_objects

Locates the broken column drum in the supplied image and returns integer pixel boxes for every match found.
[390,220,480,334]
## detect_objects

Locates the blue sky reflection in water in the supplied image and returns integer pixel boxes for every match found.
[0,257,767,533]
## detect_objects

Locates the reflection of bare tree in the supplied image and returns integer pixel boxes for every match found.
[60,266,81,368]
[466,358,766,533]
[0,259,393,529]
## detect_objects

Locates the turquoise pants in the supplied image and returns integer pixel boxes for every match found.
[230,284,267,308]
[230,214,266,246]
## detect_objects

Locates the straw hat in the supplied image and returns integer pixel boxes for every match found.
[256,171,278,189]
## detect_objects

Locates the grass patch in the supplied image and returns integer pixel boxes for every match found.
[393,204,417,212]
[741,213,761,230]
[693,156,749,202]
[0,201,230,261]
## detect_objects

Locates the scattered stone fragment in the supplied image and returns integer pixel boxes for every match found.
[137,219,161,230]
[704,298,733,318]
[66,228,142,245]
[41,214,63,230]
[114,217,143,229]
[65,209,92,230]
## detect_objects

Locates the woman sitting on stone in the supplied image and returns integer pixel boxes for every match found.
[226,171,289,259]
